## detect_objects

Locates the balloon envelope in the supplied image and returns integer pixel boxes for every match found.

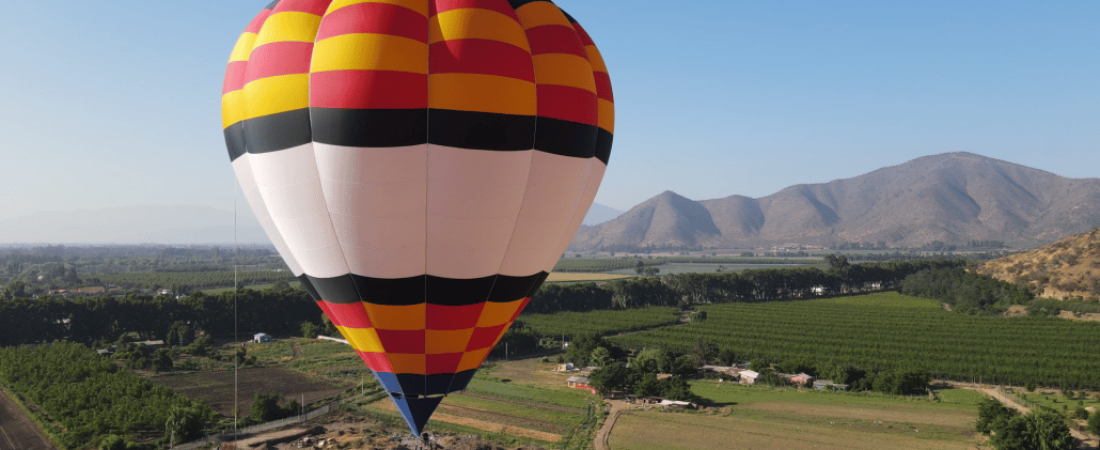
[222,0,613,435]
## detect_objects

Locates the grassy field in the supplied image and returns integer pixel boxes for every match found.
[606,263,823,275]
[546,272,634,282]
[608,382,981,450]
[200,280,301,294]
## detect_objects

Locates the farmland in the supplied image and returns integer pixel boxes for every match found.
[519,306,682,339]
[608,382,983,450]
[152,367,347,417]
[610,292,1100,389]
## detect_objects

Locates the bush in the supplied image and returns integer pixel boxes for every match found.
[1089,410,1100,436]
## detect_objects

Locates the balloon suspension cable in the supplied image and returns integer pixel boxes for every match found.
[233,178,239,445]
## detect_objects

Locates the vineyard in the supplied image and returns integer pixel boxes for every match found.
[96,270,294,292]
[518,307,681,340]
[610,293,1100,389]
[551,256,817,273]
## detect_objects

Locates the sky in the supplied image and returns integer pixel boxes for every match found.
[1,0,1097,222]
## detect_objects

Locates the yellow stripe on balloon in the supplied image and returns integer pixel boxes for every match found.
[475,299,524,328]
[428,73,535,116]
[229,33,258,63]
[364,303,426,331]
[456,348,491,372]
[312,33,428,74]
[429,9,530,52]
[532,54,596,93]
[326,0,428,18]
[221,90,247,128]
[598,99,615,133]
[253,12,324,48]
[243,74,310,120]
[338,326,386,353]
[585,46,608,74]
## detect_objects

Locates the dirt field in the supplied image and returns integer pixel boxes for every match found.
[369,399,562,442]
[0,389,55,450]
[153,367,347,416]
[610,410,978,450]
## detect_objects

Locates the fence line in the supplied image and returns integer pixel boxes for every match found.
[170,398,341,450]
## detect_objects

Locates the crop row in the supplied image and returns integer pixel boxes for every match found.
[610,293,1100,389]
[518,307,680,340]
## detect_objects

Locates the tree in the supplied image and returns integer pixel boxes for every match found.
[251,392,285,422]
[99,435,130,450]
[301,321,318,339]
[1089,409,1100,436]
[977,398,1018,435]
[271,279,290,291]
[165,405,207,444]
[588,363,635,395]
[992,412,1074,450]
[152,348,174,373]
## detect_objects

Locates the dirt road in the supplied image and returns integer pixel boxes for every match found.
[594,400,628,450]
[947,382,1097,448]
[0,389,55,450]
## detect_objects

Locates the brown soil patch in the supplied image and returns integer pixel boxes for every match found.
[153,367,346,417]
[371,400,562,442]
[1004,305,1028,317]
[1058,310,1100,322]
[0,388,57,450]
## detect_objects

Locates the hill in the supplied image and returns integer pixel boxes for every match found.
[571,152,1100,250]
[978,228,1100,301]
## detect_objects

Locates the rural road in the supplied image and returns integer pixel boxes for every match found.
[594,400,629,450]
[948,382,1098,448]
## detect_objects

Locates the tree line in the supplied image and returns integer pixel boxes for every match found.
[526,259,966,314]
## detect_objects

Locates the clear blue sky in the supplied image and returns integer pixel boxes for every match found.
[1,0,1097,221]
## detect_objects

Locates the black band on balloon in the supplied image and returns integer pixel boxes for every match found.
[595,129,613,165]
[508,0,553,9]
[429,109,535,151]
[534,117,599,159]
[242,108,314,154]
[302,272,549,306]
[224,122,247,162]
[311,108,428,148]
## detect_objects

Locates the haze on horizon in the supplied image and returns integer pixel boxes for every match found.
[1,1,1097,224]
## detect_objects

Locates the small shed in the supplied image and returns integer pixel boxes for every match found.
[739,370,760,385]
[557,362,575,372]
[253,333,272,343]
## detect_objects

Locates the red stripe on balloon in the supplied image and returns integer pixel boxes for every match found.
[310,70,427,109]
[272,0,331,16]
[427,303,485,330]
[572,22,595,47]
[466,324,507,351]
[357,351,394,372]
[430,0,521,21]
[426,353,463,375]
[537,85,598,126]
[525,25,586,59]
[318,300,373,328]
[223,61,249,94]
[315,2,428,43]
[376,329,425,354]
[245,9,274,34]
[428,40,535,82]
[243,41,314,84]
[593,72,613,102]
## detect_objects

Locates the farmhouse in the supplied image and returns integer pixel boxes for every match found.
[566,376,590,389]
[790,373,815,386]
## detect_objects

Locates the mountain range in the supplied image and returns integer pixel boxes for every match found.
[569,152,1100,250]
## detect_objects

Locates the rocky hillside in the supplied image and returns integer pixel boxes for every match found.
[571,152,1100,250]
[978,228,1100,301]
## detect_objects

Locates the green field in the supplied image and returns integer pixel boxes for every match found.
[610,292,1100,389]
[519,306,681,339]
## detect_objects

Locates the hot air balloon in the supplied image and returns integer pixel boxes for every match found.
[221,0,613,436]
